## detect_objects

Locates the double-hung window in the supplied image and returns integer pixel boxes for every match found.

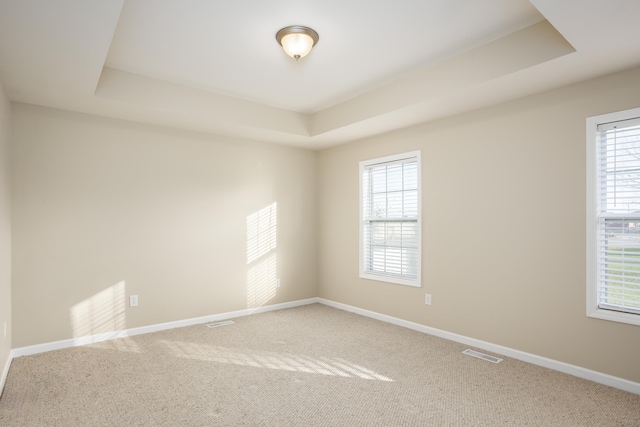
[587,107,640,326]
[360,151,421,287]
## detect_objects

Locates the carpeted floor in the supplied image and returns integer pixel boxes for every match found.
[1,303,639,426]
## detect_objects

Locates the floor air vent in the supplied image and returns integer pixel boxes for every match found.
[206,320,235,328]
[462,349,503,363]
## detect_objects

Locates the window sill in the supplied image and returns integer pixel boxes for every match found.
[587,307,640,326]
[360,272,421,287]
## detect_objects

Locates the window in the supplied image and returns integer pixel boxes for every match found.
[360,151,421,287]
[587,107,640,326]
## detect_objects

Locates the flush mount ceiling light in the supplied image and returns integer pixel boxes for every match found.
[276,26,319,61]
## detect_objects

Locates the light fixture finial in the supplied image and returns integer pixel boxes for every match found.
[276,26,319,61]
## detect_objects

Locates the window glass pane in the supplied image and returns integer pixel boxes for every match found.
[404,163,417,190]
[371,168,387,194]
[404,190,418,217]
[402,222,418,248]
[600,218,640,312]
[387,192,403,218]
[601,124,640,214]
[372,193,387,218]
[402,248,418,277]
[385,222,402,246]
[384,247,402,274]
[371,222,386,245]
[371,246,386,270]
[387,164,403,192]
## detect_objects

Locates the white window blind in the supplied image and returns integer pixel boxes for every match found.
[596,117,640,316]
[360,151,421,287]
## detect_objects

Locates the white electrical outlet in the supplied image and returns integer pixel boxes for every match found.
[276,278,281,288]
[425,294,432,306]
[130,295,139,307]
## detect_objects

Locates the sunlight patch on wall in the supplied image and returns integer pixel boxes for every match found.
[247,203,278,308]
[160,340,394,382]
[247,202,277,264]
[247,252,277,308]
[70,280,126,338]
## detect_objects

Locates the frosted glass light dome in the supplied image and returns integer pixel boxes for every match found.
[276,26,319,61]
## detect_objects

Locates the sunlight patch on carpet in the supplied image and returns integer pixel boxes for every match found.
[159,340,394,382]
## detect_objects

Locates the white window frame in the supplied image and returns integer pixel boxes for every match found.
[359,151,421,287]
[587,106,640,326]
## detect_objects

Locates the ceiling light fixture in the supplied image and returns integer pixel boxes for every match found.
[276,26,319,61]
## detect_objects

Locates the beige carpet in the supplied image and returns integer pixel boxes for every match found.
[1,303,639,426]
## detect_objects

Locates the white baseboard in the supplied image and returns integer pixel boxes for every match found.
[11,298,319,358]
[317,298,640,396]
[0,351,12,398]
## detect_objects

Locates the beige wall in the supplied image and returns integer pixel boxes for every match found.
[11,104,317,348]
[0,77,11,379]
[318,66,640,383]
[6,65,640,384]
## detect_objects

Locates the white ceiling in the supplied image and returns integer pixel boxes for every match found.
[1,0,640,149]
[105,0,542,113]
